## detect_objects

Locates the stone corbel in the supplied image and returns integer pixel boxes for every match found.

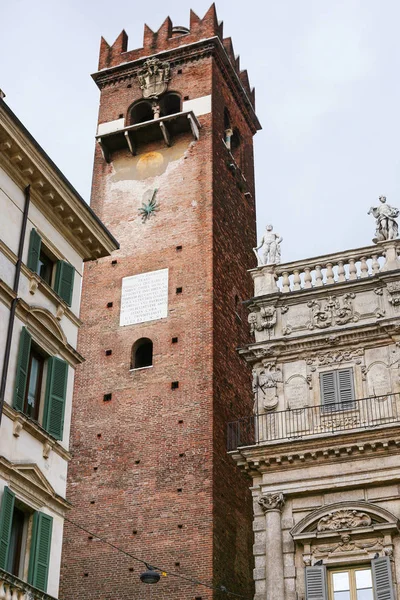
[56,304,65,320]
[43,441,53,459]
[28,273,40,295]
[13,418,23,437]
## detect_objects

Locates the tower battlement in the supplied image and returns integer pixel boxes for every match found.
[98,4,255,106]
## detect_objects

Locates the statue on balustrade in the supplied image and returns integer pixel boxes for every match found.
[253,224,283,266]
[368,196,399,243]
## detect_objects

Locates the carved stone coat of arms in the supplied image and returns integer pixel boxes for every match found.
[137,58,171,99]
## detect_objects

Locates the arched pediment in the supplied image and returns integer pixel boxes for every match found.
[28,306,67,344]
[291,501,399,541]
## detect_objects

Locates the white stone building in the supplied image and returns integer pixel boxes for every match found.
[230,233,400,600]
[0,96,118,597]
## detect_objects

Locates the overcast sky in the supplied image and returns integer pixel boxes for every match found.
[2,0,400,262]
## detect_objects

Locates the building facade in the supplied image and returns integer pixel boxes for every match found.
[229,234,400,600]
[60,5,260,599]
[0,97,118,598]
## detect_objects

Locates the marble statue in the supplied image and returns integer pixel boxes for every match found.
[254,225,282,266]
[368,196,399,243]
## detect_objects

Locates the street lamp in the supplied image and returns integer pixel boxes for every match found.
[140,566,160,584]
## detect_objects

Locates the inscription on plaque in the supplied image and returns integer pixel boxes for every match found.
[120,268,168,326]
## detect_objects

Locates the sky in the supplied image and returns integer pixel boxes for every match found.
[1,0,400,262]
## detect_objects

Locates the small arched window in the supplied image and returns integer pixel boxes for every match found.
[131,338,153,369]
[130,100,154,125]
[224,108,233,149]
[159,92,181,117]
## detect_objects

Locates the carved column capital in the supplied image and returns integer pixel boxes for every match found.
[258,492,285,512]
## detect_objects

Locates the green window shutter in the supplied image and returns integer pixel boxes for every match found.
[43,357,68,440]
[13,327,32,412]
[28,512,53,592]
[305,566,328,600]
[54,260,75,306]
[27,228,41,273]
[320,371,337,408]
[0,487,15,569]
[372,556,395,600]
[337,368,355,407]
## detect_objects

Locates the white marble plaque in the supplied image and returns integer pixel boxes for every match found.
[120,268,168,326]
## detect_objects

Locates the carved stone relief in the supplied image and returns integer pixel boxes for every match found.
[248,305,277,335]
[252,363,282,411]
[317,510,371,531]
[137,58,171,99]
[308,294,358,330]
[285,374,310,410]
[258,492,285,512]
[313,534,383,559]
[387,281,400,306]
[306,349,364,371]
[365,362,392,397]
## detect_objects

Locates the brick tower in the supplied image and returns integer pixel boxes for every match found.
[61,6,261,599]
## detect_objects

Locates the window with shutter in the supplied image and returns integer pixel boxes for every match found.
[13,327,32,412]
[54,260,75,306]
[43,357,68,440]
[28,512,53,592]
[306,565,328,600]
[320,369,355,411]
[372,556,395,600]
[27,229,41,273]
[0,487,15,570]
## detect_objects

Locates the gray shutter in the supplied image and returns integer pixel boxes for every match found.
[13,327,32,412]
[0,487,15,569]
[372,556,395,600]
[54,260,75,306]
[305,566,328,600]
[43,357,68,440]
[337,368,355,407]
[27,228,41,273]
[320,371,337,408]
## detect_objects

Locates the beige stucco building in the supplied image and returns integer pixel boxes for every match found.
[0,96,118,598]
[230,235,400,600]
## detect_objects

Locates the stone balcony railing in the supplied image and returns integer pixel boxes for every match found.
[227,392,400,451]
[251,239,400,297]
[0,569,56,600]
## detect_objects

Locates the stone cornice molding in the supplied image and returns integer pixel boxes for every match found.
[0,101,118,260]
[92,37,261,134]
[0,455,71,516]
[230,428,400,475]
[0,281,83,366]
[2,404,71,462]
[258,492,285,512]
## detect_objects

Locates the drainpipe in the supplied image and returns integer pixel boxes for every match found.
[0,185,31,427]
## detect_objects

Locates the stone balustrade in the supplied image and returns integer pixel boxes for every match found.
[251,240,400,297]
[0,570,56,600]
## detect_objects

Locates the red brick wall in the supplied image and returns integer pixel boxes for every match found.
[61,30,257,600]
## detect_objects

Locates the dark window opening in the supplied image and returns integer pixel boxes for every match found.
[130,100,154,124]
[38,249,54,286]
[132,338,153,369]
[24,346,45,421]
[231,129,241,156]
[159,93,181,116]
[7,506,25,576]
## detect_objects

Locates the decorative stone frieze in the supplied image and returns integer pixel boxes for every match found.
[308,293,357,329]
[258,492,285,512]
[306,348,364,368]
[317,509,371,531]
[313,533,383,558]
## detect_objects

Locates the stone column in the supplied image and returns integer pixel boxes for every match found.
[258,492,285,600]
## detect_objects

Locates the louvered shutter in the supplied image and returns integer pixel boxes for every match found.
[28,512,53,592]
[27,228,41,273]
[320,371,337,408]
[372,556,395,600]
[305,566,328,600]
[43,357,68,440]
[13,327,32,412]
[337,368,355,408]
[54,260,75,306]
[0,487,15,569]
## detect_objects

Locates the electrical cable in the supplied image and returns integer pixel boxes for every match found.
[63,515,252,599]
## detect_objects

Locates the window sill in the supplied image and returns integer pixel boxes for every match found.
[2,403,71,461]
[129,365,154,372]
